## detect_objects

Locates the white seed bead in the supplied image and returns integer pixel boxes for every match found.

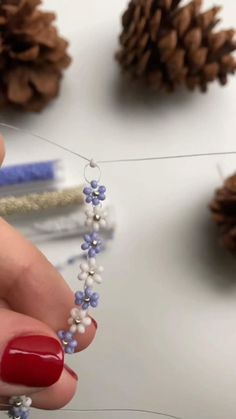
[71,307,78,317]
[84,317,92,326]
[89,159,97,168]
[80,262,89,271]
[69,324,77,333]
[94,223,100,232]
[90,258,96,267]
[24,398,32,408]
[78,271,88,281]
[78,324,86,334]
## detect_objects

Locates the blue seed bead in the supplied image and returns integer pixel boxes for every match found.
[89,248,96,258]
[92,197,100,206]
[99,186,106,193]
[58,330,64,339]
[83,187,92,195]
[65,331,73,340]
[65,346,74,354]
[91,180,98,189]
[99,194,106,201]
[86,196,92,203]
[81,242,89,250]
[71,340,78,348]
[84,234,91,242]
[75,290,83,299]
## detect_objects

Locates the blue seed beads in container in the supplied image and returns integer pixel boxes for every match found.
[0,160,61,186]
[0,160,64,197]
[58,160,107,354]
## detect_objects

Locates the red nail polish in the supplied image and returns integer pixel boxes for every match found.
[1,335,64,387]
[64,364,78,381]
[92,318,98,330]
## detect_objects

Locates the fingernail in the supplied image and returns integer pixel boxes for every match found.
[1,335,64,387]
[64,364,78,381]
[92,318,98,330]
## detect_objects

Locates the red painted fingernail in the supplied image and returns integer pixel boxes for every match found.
[1,335,64,387]
[64,364,78,381]
[92,318,98,329]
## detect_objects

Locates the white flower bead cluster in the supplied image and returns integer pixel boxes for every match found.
[78,258,104,287]
[85,206,107,232]
[68,308,92,334]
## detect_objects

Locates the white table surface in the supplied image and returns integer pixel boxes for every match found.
[1,1,236,419]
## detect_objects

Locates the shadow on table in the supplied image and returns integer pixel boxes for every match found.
[112,74,203,112]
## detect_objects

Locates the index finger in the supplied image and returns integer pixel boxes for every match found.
[0,135,5,165]
[0,218,97,351]
[0,135,96,351]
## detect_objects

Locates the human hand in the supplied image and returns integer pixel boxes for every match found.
[0,136,97,410]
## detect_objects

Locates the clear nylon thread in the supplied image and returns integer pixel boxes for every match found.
[1,122,236,165]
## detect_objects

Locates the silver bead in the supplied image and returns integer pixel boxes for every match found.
[89,270,95,276]
[94,214,101,221]
[92,240,98,247]
[84,297,90,303]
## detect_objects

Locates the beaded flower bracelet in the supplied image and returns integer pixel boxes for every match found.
[7,160,106,418]
[57,160,106,353]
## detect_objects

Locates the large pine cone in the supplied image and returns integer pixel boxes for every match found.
[116,0,236,92]
[0,0,71,111]
[210,175,236,254]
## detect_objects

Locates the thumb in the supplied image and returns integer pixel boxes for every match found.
[0,307,65,398]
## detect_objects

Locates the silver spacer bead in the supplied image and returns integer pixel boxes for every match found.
[84,297,90,303]
[89,270,95,276]
[93,191,100,197]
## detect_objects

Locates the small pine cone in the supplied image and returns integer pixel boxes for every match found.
[116,0,236,92]
[210,174,236,254]
[0,0,71,111]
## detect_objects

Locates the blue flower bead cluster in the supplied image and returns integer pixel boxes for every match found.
[57,331,78,354]
[75,287,99,309]
[83,180,106,206]
[81,232,102,258]
[8,396,32,419]
[58,171,106,354]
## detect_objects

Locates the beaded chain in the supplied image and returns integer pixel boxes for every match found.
[7,160,106,419]
[57,159,106,353]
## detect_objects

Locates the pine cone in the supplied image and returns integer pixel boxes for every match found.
[210,174,236,254]
[116,0,236,92]
[0,0,71,111]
